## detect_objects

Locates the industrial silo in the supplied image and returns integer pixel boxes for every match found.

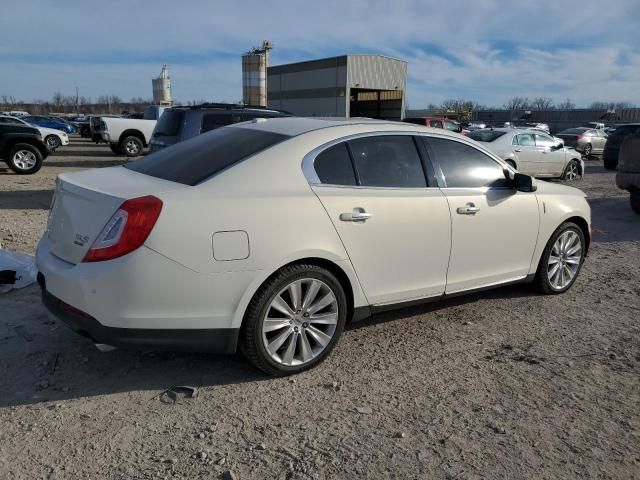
[152,64,172,105]
[242,41,272,107]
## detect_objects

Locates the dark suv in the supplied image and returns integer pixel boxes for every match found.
[0,123,49,174]
[603,123,640,170]
[149,104,289,153]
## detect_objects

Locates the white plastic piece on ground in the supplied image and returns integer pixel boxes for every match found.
[0,249,37,293]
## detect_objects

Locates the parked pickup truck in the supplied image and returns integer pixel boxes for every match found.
[615,133,640,214]
[98,106,166,157]
[0,123,49,174]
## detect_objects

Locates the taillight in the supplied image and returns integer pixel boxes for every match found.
[576,136,583,141]
[82,195,163,262]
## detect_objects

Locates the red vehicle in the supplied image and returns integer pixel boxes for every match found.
[403,116,462,133]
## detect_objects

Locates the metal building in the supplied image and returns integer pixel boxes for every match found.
[242,41,272,107]
[152,64,172,105]
[267,55,407,119]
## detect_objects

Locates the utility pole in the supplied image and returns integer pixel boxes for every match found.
[75,86,79,115]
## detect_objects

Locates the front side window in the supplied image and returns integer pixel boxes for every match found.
[534,133,556,148]
[444,121,459,132]
[424,137,508,188]
[348,135,426,188]
[314,143,357,186]
[430,120,444,129]
[515,134,535,146]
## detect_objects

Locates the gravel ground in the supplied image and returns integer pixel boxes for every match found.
[0,138,639,479]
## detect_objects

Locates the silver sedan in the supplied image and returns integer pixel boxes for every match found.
[556,127,607,156]
[468,128,584,181]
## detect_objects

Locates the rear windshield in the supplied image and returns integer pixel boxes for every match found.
[467,130,506,142]
[126,126,289,185]
[154,110,185,137]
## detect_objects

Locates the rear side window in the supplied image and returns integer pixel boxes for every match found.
[424,137,508,188]
[514,134,535,146]
[201,113,233,133]
[314,143,357,186]
[126,127,289,185]
[468,130,506,142]
[348,136,426,188]
[154,110,184,137]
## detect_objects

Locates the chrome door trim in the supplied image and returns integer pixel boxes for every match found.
[301,130,515,186]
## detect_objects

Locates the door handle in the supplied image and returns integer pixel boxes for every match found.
[514,149,522,152]
[340,208,371,222]
[541,150,548,154]
[456,203,480,215]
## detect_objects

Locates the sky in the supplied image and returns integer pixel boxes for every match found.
[1,0,639,108]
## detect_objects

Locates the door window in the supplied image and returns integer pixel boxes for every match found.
[314,143,357,186]
[429,120,444,129]
[348,136,426,188]
[534,133,556,148]
[514,134,535,146]
[423,137,508,188]
[444,121,459,132]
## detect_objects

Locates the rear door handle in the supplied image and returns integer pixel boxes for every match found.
[340,208,371,222]
[456,203,480,215]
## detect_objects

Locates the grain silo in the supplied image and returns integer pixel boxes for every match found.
[152,64,172,105]
[242,41,272,107]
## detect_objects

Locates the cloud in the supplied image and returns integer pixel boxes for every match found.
[0,0,638,106]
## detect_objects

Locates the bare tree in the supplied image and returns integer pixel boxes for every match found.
[504,96,530,111]
[557,98,576,109]
[531,97,554,110]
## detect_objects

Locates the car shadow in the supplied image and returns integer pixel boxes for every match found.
[589,195,640,243]
[0,189,53,209]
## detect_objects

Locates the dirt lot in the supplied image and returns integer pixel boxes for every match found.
[1,138,639,479]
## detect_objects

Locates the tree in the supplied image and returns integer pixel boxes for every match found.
[504,96,530,111]
[557,98,576,109]
[440,98,477,120]
[51,92,64,109]
[531,97,554,110]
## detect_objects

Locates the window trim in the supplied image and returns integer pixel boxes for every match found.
[303,131,514,190]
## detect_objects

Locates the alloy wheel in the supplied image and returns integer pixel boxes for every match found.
[261,278,338,367]
[125,140,140,155]
[565,161,578,181]
[547,230,582,290]
[583,144,592,156]
[13,150,37,170]
[46,136,60,149]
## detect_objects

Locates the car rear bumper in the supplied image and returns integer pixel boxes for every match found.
[39,276,239,353]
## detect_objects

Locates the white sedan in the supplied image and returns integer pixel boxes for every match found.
[0,114,69,150]
[37,118,591,375]
[468,128,583,181]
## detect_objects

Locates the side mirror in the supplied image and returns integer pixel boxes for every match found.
[514,172,537,192]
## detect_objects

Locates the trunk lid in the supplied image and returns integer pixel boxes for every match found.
[47,166,184,264]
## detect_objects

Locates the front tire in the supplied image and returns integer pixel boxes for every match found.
[562,159,580,181]
[240,264,347,376]
[119,136,143,157]
[533,222,586,294]
[583,143,592,157]
[45,135,61,150]
[7,144,44,174]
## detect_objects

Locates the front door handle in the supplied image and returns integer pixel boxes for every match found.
[514,148,522,152]
[340,208,371,222]
[456,203,480,215]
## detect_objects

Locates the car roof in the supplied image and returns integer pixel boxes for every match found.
[234,116,466,138]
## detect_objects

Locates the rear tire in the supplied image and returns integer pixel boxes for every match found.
[7,144,44,174]
[109,143,123,155]
[532,222,586,295]
[45,135,61,150]
[583,143,592,157]
[240,264,347,376]
[119,136,143,157]
[630,189,640,215]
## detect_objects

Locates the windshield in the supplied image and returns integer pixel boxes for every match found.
[153,110,185,137]
[126,126,289,185]
[467,130,507,142]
